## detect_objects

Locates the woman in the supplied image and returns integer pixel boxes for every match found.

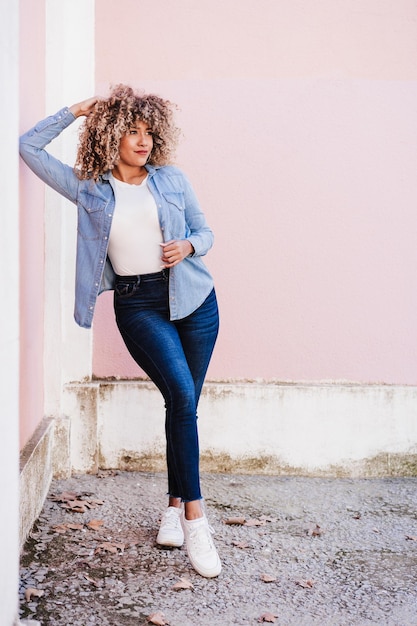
[19,85,221,578]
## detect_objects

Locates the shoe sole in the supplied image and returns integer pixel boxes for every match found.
[186,549,222,578]
[156,535,184,547]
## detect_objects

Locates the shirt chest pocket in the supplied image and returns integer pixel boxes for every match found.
[162,191,187,238]
[78,191,108,240]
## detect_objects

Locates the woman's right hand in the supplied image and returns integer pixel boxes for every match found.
[69,96,100,118]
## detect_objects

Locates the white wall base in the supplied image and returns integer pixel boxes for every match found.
[19,419,54,549]
[20,380,417,549]
[62,380,417,477]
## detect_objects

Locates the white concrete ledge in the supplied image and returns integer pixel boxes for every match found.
[19,418,54,549]
[61,380,417,477]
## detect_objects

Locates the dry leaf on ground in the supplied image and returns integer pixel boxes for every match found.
[307,524,324,537]
[66,523,84,531]
[52,524,71,534]
[95,541,125,554]
[224,517,246,525]
[295,579,315,589]
[171,577,194,591]
[52,524,84,535]
[61,499,89,513]
[51,492,104,513]
[405,535,417,541]
[87,519,104,530]
[258,612,278,623]
[260,573,277,583]
[25,588,45,602]
[83,574,101,587]
[147,611,169,625]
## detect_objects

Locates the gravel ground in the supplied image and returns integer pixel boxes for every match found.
[19,472,417,626]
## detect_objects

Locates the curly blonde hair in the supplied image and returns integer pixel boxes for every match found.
[74,84,180,180]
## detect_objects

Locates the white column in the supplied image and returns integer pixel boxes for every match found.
[44,0,95,416]
[0,1,20,623]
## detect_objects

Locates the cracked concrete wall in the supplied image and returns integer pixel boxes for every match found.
[61,381,417,477]
[19,419,54,548]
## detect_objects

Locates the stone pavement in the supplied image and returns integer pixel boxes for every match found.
[19,472,417,626]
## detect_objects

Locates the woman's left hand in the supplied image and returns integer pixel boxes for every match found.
[160,240,194,268]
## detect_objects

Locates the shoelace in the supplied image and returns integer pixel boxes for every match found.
[163,509,181,529]
[188,522,215,552]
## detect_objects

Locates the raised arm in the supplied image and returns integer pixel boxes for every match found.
[19,97,100,203]
[69,96,100,119]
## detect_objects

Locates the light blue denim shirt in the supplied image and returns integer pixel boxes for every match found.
[19,107,215,329]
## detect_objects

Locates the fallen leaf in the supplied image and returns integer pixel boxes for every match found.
[295,579,315,589]
[25,588,45,602]
[307,524,324,537]
[67,523,85,531]
[232,540,250,549]
[260,573,277,583]
[50,492,104,510]
[87,519,104,530]
[52,524,70,534]
[258,612,278,623]
[353,512,361,520]
[171,577,194,591]
[86,498,105,507]
[147,611,169,625]
[61,499,89,513]
[224,517,246,525]
[373,527,381,534]
[83,574,101,587]
[95,541,125,554]
[245,518,266,527]
[405,535,417,541]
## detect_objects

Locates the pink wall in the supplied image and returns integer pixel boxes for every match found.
[93,0,417,384]
[19,0,46,447]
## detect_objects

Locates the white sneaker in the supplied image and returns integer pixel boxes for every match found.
[182,512,222,578]
[156,507,184,547]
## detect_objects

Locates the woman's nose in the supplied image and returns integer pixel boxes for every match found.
[137,131,149,145]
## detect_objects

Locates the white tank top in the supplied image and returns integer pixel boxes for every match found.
[108,174,163,275]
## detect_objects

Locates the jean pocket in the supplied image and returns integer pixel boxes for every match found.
[114,280,140,298]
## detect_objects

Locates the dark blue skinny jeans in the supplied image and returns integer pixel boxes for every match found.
[113,270,219,502]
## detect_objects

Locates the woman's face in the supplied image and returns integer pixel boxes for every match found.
[117,120,153,169]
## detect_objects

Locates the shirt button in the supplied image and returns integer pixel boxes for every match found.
[89,306,93,310]
[104,236,108,240]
